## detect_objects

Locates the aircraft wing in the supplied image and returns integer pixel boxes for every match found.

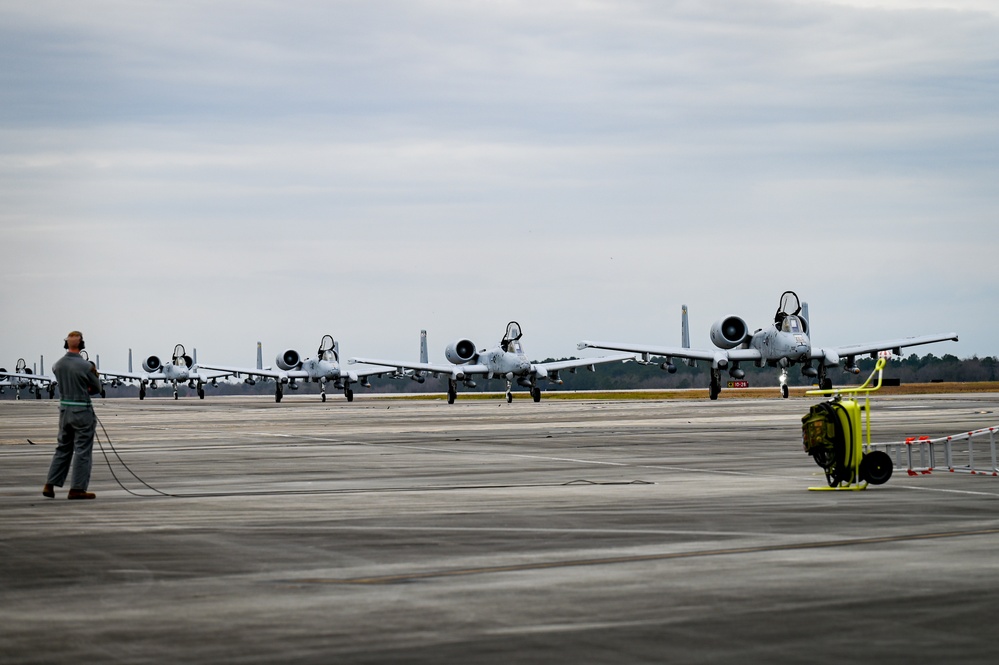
[98,370,149,382]
[0,371,56,384]
[811,332,959,362]
[346,365,408,378]
[190,368,235,381]
[348,357,480,377]
[535,353,636,372]
[196,363,286,381]
[577,341,763,366]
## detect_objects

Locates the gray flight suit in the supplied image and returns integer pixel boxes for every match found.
[47,352,103,491]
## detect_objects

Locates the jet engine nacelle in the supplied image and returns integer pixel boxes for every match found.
[142,356,162,372]
[444,339,477,364]
[710,316,750,349]
[276,349,302,371]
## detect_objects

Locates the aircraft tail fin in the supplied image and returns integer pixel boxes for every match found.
[256,342,263,370]
[334,340,341,362]
[682,305,697,367]
[95,354,100,370]
[193,348,198,366]
[801,302,810,335]
[40,356,44,376]
[420,330,428,363]
[128,349,133,373]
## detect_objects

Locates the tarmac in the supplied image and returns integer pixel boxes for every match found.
[2,392,999,664]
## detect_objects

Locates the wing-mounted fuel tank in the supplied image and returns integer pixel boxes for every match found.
[276,349,302,371]
[143,356,162,372]
[710,316,750,349]
[445,339,478,364]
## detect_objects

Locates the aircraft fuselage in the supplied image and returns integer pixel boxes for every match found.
[477,348,531,376]
[746,316,810,365]
[299,358,341,381]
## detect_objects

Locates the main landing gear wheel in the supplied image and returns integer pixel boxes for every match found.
[321,392,327,403]
[821,377,833,391]
[139,386,146,400]
[344,388,354,402]
[781,384,789,399]
[506,392,513,403]
[709,381,721,400]
[275,386,283,403]
[198,386,205,400]
[173,390,179,400]
[447,386,457,404]
[531,387,541,403]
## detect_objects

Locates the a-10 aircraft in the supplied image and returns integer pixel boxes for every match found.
[350,321,635,403]
[578,291,959,400]
[198,334,394,402]
[0,358,56,400]
[102,344,230,400]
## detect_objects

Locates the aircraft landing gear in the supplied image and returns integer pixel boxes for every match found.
[173,390,179,400]
[780,369,789,399]
[198,384,205,400]
[344,387,354,402]
[275,384,283,403]
[709,369,721,400]
[321,391,326,402]
[35,389,41,400]
[447,380,457,405]
[531,386,541,403]
[820,377,833,391]
[506,391,513,403]
[139,385,146,400]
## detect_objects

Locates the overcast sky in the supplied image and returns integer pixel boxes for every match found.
[2,0,996,371]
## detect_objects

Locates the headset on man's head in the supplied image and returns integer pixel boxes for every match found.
[64,331,86,351]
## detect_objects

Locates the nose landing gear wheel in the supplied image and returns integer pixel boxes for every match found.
[781,384,789,399]
[321,392,326,402]
[506,392,513,403]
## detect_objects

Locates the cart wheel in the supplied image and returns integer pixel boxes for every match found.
[860,451,894,485]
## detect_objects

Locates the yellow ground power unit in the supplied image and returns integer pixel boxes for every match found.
[801,357,893,490]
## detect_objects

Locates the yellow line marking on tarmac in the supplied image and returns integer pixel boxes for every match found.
[291,526,999,585]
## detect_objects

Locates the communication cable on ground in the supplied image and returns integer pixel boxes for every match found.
[92,412,649,498]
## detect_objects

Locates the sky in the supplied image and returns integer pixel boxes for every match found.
[1,0,996,372]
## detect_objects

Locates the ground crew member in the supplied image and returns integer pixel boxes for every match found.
[42,331,103,500]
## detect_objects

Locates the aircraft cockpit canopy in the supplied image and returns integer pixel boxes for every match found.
[501,321,523,351]
[173,344,188,366]
[775,290,803,328]
[318,334,338,361]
